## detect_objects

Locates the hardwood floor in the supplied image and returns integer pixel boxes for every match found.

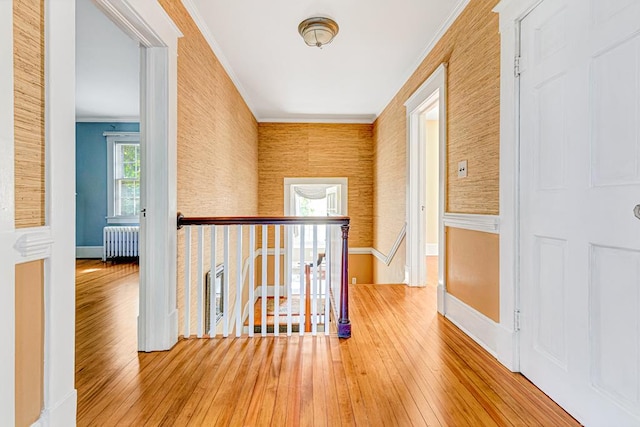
[75,259,579,426]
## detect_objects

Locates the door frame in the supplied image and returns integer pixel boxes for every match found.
[0,1,78,424]
[494,0,544,371]
[94,0,182,352]
[405,64,447,305]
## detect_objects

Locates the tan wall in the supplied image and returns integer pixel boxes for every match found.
[446,227,499,322]
[258,123,374,249]
[15,261,44,427]
[349,254,373,284]
[159,0,259,334]
[426,119,439,246]
[373,0,500,287]
[14,0,45,228]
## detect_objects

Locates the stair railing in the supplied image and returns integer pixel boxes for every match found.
[177,214,351,338]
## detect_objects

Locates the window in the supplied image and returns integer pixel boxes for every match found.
[105,132,140,224]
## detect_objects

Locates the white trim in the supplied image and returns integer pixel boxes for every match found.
[425,243,438,256]
[31,389,77,427]
[76,246,103,259]
[371,223,407,266]
[0,0,15,422]
[442,213,500,234]
[405,63,447,292]
[493,0,543,373]
[181,0,255,118]
[283,177,349,216]
[75,116,140,123]
[106,216,139,224]
[377,0,470,117]
[444,292,500,358]
[44,0,77,424]
[13,227,54,262]
[259,115,375,124]
[349,247,373,256]
[94,0,182,353]
[105,131,140,222]
[103,131,140,137]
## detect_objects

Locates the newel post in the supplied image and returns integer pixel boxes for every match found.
[338,223,351,338]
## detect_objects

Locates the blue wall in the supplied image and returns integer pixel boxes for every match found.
[76,122,139,247]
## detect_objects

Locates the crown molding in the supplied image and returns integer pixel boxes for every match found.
[258,115,375,124]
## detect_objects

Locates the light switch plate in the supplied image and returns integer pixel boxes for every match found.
[458,160,468,178]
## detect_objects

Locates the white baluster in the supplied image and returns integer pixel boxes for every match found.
[210,225,217,337]
[312,225,318,336]
[286,225,293,337]
[299,225,305,336]
[325,224,331,336]
[223,226,230,337]
[248,225,255,337]
[184,226,191,338]
[274,225,280,337]
[261,225,268,336]
[197,226,204,338]
[236,225,243,337]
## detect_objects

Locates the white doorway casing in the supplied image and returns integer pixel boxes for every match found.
[404,64,446,306]
[94,0,182,352]
[0,1,78,424]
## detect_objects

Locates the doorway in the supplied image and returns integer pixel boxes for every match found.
[405,64,446,312]
[88,0,181,352]
[424,102,440,290]
[284,178,347,294]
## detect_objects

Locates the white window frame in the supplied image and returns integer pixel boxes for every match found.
[284,177,348,217]
[105,131,140,224]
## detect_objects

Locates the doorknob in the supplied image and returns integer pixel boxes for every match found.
[634,205,640,220]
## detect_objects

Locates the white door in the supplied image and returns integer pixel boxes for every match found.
[519,0,640,425]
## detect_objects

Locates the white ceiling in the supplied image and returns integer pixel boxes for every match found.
[186,0,469,123]
[75,0,468,123]
[75,0,139,121]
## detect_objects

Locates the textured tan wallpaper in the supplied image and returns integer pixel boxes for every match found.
[258,123,374,248]
[14,0,45,228]
[373,0,500,283]
[159,0,259,334]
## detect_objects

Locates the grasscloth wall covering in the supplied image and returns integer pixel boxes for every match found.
[159,0,259,333]
[14,0,45,228]
[258,123,373,249]
[373,0,500,283]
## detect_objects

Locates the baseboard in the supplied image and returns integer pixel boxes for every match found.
[168,309,179,349]
[425,243,438,256]
[76,246,103,259]
[33,389,77,427]
[437,284,445,314]
[444,293,499,358]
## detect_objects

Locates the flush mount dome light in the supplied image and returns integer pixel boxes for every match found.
[298,17,339,48]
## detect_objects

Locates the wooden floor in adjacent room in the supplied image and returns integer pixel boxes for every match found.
[75,258,579,426]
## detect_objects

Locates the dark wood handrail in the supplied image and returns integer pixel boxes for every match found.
[177,213,350,229]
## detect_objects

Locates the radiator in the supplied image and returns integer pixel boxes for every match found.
[103,226,140,261]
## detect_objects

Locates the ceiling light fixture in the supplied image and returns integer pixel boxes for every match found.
[298,17,339,48]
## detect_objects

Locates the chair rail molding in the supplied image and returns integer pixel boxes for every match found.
[443,213,500,234]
